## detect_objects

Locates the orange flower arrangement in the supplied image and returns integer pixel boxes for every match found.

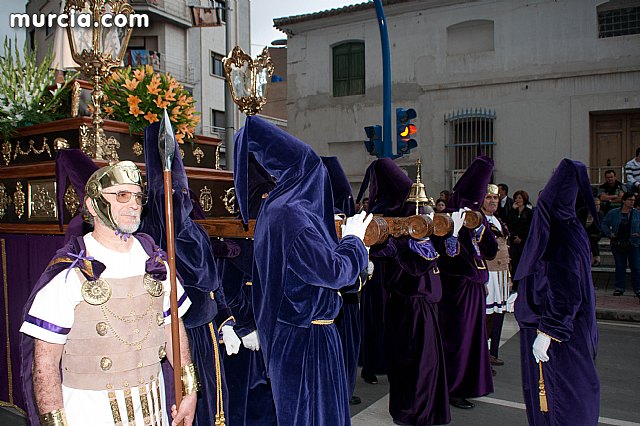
[103,65,200,143]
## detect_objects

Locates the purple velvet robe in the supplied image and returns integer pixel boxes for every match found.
[218,239,277,426]
[139,122,235,425]
[434,220,498,398]
[322,156,363,400]
[515,159,599,425]
[372,237,451,425]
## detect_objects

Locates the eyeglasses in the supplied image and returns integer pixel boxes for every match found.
[102,190,148,206]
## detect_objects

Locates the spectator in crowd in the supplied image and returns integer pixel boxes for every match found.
[578,194,605,267]
[586,198,605,266]
[508,190,534,292]
[625,147,640,194]
[601,192,640,298]
[496,183,513,221]
[359,197,370,213]
[439,190,451,204]
[598,169,626,214]
[435,198,447,212]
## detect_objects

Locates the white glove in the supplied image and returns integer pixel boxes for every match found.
[341,212,374,243]
[222,325,241,356]
[427,212,434,222]
[532,333,551,363]
[451,209,465,237]
[367,260,374,276]
[241,330,260,351]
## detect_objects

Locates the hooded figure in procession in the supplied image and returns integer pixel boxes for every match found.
[321,156,369,406]
[515,159,600,426]
[139,121,241,426]
[368,158,451,425]
[432,155,498,410]
[217,153,278,426]
[233,116,371,425]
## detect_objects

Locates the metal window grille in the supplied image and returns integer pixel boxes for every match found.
[333,42,365,97]
[444,108,496,188]
[598,6,640,38]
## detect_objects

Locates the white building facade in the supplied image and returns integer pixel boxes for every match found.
[275,0,640,200]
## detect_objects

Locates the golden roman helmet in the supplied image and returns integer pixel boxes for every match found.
[85,161,144,230]
[487,184,499,195]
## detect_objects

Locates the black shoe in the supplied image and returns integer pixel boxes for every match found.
[361,372,378,384]
[349,396,361,405]
[613,290,624,296]
[490,355,505,366]
[450,397,475,409]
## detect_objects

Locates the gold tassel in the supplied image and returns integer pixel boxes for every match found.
[538,362,548,412]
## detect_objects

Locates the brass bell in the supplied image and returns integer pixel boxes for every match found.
[407,159,430,215]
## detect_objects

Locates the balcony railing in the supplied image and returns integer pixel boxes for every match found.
[130,0,191,26]
[204,125,227,140]
[124,49,196,85]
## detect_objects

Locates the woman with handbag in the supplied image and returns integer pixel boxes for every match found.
[601,192,640,298]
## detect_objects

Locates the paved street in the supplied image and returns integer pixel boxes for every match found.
[350,316,640,426]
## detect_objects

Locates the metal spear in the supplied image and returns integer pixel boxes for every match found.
[158,108,183,421]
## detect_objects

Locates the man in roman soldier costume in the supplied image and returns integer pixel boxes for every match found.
[482,184,511,369]
[20,160,197,426]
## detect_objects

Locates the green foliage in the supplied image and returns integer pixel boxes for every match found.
[0,36,78,139]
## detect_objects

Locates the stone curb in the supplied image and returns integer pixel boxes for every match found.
[596,307,640,323]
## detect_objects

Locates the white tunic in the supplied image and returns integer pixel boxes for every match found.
[484,216,511,314]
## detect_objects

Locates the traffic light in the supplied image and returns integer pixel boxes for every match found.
[396,107,417,155]
[364,125,384,157]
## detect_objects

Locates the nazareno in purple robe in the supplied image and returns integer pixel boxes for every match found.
[139,122,236,425]
[433,155,497,399]
[234,116,369,426]
[357,161,393,381]
[322,156,364,400]
[216,154,277,426]
[367,158,451,425]
[514,159,599,426]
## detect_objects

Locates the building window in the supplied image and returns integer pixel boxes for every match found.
[211,109,226,135]
[598,1,640,38]
[445,109,496,188]
[332,42,364,97]
[212,0,226,23]
[211,52,224,77]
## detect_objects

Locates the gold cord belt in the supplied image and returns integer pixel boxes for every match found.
[310,319,334,325]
